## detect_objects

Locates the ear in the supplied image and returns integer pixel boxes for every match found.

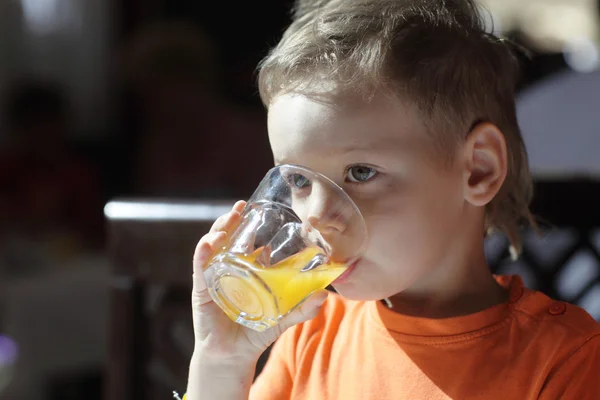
[462,122,508,207]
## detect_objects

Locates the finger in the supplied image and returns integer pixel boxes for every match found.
[276,290,329,331]
[192,231,227,295]
[209,213,231,234]
[232,200,246,214]
[193,231,228,271]
[209,209,243,235]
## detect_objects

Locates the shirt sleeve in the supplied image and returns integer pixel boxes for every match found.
[538,334,600,399]
[249,326,300,400]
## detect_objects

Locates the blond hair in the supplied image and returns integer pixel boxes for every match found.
[258,0,534,257]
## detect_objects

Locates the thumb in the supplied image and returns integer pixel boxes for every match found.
[277,290,329,331]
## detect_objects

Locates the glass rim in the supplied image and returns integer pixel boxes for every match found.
[259,163,368,255]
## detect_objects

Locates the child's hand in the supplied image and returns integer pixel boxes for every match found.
[187,200,328,399]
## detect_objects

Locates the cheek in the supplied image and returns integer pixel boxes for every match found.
[362,176,464,267]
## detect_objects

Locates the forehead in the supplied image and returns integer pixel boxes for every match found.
[267,93,429,163]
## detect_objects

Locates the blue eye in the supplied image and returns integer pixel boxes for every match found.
[290,173,311,188]
[346,166,377,183]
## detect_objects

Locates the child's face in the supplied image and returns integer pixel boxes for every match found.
[268,93,471,301]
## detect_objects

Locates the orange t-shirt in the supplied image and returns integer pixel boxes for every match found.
[250,275,600,399]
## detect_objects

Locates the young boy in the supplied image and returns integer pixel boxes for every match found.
[186,0,600,399]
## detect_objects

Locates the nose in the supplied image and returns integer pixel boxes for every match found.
[305,183,348,234]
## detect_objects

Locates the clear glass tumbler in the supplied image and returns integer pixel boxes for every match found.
[204,164,367,331]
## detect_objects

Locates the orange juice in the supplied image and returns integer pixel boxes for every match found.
[210,246,346,330]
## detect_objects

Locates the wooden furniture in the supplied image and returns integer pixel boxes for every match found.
[104,199,234,400]
[104,180,600,399]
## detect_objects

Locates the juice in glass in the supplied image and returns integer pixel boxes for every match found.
[212,246,346,328]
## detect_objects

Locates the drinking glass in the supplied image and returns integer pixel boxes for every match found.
[204,164,367,331]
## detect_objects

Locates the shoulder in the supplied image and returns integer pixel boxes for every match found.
[513,285,600,334]
[510,283,600,359]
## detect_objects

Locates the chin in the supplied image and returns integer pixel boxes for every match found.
[330,260,386,301]
[331,259,413,301]
[332,283,386,301]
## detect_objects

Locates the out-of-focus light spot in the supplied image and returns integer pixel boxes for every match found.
[104,201,234,221]
[555,250,600,300]
[564,37,600,73]
[0,335,18,393]
[479,6,504,35]
[21,0,60,35]
[20,0,80,35]
[578,284,600,321]
[0,335,18,366]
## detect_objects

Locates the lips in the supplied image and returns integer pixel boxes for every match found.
[333,258,360,284]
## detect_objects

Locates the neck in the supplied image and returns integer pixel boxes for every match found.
[385,237,509,319]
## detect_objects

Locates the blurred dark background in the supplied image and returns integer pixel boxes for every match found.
[1,0,600,399]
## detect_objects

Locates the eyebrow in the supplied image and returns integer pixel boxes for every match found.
[338,141,403,156]
[273,133,410,166]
